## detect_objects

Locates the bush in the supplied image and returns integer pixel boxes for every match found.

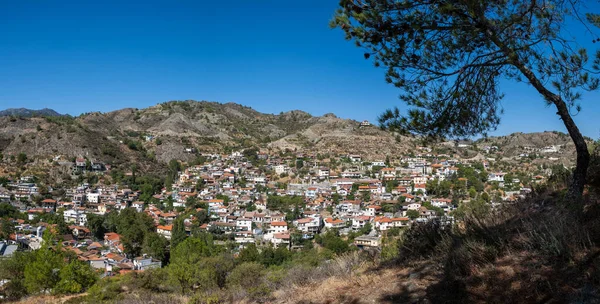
[227,262,265,290]
[398,221,448,262]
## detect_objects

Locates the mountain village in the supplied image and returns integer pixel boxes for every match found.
[0,139,561,277]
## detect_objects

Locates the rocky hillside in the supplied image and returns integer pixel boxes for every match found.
[0,101,413,169]
[0,101,586,171]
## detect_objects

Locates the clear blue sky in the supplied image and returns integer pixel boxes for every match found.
[1,0,599,138]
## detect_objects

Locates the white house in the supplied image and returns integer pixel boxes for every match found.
[488,172,506,182]
[305,187,317,198]
[352,216,372,230]
[294,217,321,234]
[157,225,172,240]
[268,221,288,234]
[406,203,422,210]
[274,165,288,175]
[86,193,100,203]
[236,218,252,232]
[324,217,346,229]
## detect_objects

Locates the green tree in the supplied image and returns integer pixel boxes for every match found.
[171,217,187,250]
[0,251,35,300]
[238,243,260,263]
[0,202,18,218]
[53,260,97,294]
[1,218,15,240]
[142,232,169,263]
[168,236,216,293]
[406,209,420,220]
[86,213,106,240]
[332,0,600,200]
[24,234,64,293]
[117,208,155,257]
[16,153,27,165]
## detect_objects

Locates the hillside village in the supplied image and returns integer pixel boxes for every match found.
[0,136,566,278]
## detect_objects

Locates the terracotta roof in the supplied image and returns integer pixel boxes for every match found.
[325,218,344,224]
[270,221,287,226]
[157,225,172,231]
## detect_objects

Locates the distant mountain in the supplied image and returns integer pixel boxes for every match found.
[0,108,63,117]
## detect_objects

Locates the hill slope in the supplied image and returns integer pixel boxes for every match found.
[0,100,583,170]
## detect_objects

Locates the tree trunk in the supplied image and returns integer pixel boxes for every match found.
[552,97,589,201]
[513,65,589,201]
[508,63,589,201]
[479,15,590,201]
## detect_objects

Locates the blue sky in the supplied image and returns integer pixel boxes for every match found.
[1,0,599,138]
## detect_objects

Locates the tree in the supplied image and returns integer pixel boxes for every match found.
[1,218,15,240]
[0,203,18,218]
[167,236,216,293]
[226,262,266,292]
[406,209,420,220]
[237,243,260,263]
[171,217,187,250]
[117,208,155,257]
[53,260,97,294]
[332,0,600,201]
[86,213,106,240]
[24,234,64,293]
[142,232,169,263]
[16,153,27,166]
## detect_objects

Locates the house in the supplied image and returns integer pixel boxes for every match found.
[406,203,422,210]
[294,217,321,234]
[379,168,397,180]
[365,205,382,217]
[103,232,123,253]
[488,172,506,182]
[106,252,127,263]
[352,216,372,230]
[337,200,361,214]
[359,120,371,127]
[354,235,381,248]
[63,209,87,226]
[374,215,409,231]
[269,221,288,234]
[157,225,173,239]
[271,233,290,247]
[431,198,452,208]
[236,218,252,232]
[70,226,90,239]
[317,167,330,179]
[86,193,100,203]
[133,255,162,271]
[413,184,427,195]
[349,155,362,162]
[274,165,289,175]
[324,217,346,229]
[305,187,317,198]
[132,201,144,212]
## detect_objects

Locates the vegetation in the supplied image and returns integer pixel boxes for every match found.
[0,232,97,300]
[332,0,600,200]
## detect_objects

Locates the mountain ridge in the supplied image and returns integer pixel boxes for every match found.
[0,100,581,171]
[0,108,63,117]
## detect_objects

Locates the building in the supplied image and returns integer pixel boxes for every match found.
[133,255,162,271]
[269,221,288,234]
[354,235,381,248]
[157,225,173,239]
